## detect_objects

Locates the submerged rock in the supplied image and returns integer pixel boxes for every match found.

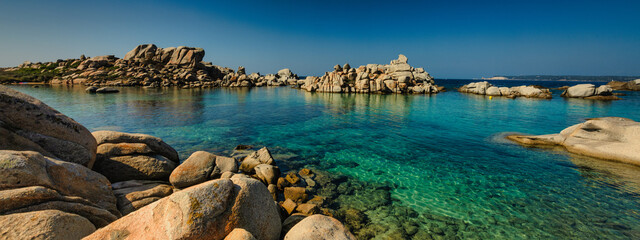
[85,178,281,240]
[284,214,356,240]
[507,117,640,165]
[0,85,97,168]
[95,87,119,93]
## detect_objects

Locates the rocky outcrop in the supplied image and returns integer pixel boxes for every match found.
[169,151,238,189]
[607,79,640,91]
[0,210,96,240]
[85,178,282,240]
[0,85,97,168]
[507,117,640,166]
[561,84,620,100]
[284,214,356,240]
[458,81,552,99]
[92,131,178,183]
[0,150,120,230]
[301,54,441,94]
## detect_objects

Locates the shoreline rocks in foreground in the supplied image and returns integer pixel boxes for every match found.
[506,117,640,166]
[0,88,355,239]
[300,54,442,94]
[458,81,552,99]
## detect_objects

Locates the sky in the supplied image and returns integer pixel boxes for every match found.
[0,0,639,79]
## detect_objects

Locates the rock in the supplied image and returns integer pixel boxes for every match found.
[277,69,294,79]
[85,86,98,93]
[607,79,640,91]
[213,155,238,178]
[124,44,158,61]
[93,154,176,182]
[85,178,281,240]
[95,87,119,93]
[563,84,595,97]
[485,86,501,96]
[254,164,281,185]
[284,187,308,203]
[170,151,216,188]
[333,64,342,72]
[112,180,173,215]
[282,198,297,215]
[507,117,640,166]
[0,86,97,168]
[93,131,179,162]
[168,46,205,68]
[225,228,257,240]
[284,214,356,240]
[0,150,119,227]
[0,210,96,240]
[239,147,274,173]
[281,214,307,237]
[296,203,320,215]
[285,172,301,185]
[97,142,154,156]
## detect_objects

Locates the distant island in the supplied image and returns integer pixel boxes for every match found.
[479,75,640,82]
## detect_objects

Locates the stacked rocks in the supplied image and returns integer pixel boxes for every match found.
[0,151,120,238]
[458,81,553,99]
[92,130,178,215]
[301,54,441,94]
[561,84,620,100]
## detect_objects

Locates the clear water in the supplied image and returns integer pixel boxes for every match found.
[8,80,640,239]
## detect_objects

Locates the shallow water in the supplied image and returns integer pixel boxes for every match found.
[8,81,640,239]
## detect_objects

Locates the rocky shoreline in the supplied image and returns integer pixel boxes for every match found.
[0,85,356,239]
[0,44,443,95]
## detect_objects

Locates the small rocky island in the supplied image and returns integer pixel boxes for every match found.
[507,117,640,166]
[560,84,619,100]
[0,85,356,239]
[458,81,552,99]
[0,44,300,88]
[299,54,443,94]
[607,79,640,91]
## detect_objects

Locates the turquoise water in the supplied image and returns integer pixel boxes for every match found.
[8,81,640,239]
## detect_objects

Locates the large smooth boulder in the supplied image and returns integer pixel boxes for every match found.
[167,46,205,68]
[225,228,257,240]
[124,44,158,61]
[93,154,176,183]
[0,210,96,240]
[170,151,216,188]
[0,150,119,228]
[85,178,281,240]
[0,86,97,168]
[563,84,596,97]
[284,215,356,240]
[93,131,179,162]
[507,117,640,166]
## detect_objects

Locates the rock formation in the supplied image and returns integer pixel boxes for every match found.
[0,85,97,168]
[300,54,441,94]
[458,81,552,99]
[0,150,120,239]
[507,117,640,166]
[607,79,640,91]
[92,131,179,183]
[284,214,356,240]
[561,84,620,100]
[0,88,356,239]
[1,44,301,89]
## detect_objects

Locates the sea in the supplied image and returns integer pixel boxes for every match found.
[8,79,640,239]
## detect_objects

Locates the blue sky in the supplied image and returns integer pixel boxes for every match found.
[1,0,639,78]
